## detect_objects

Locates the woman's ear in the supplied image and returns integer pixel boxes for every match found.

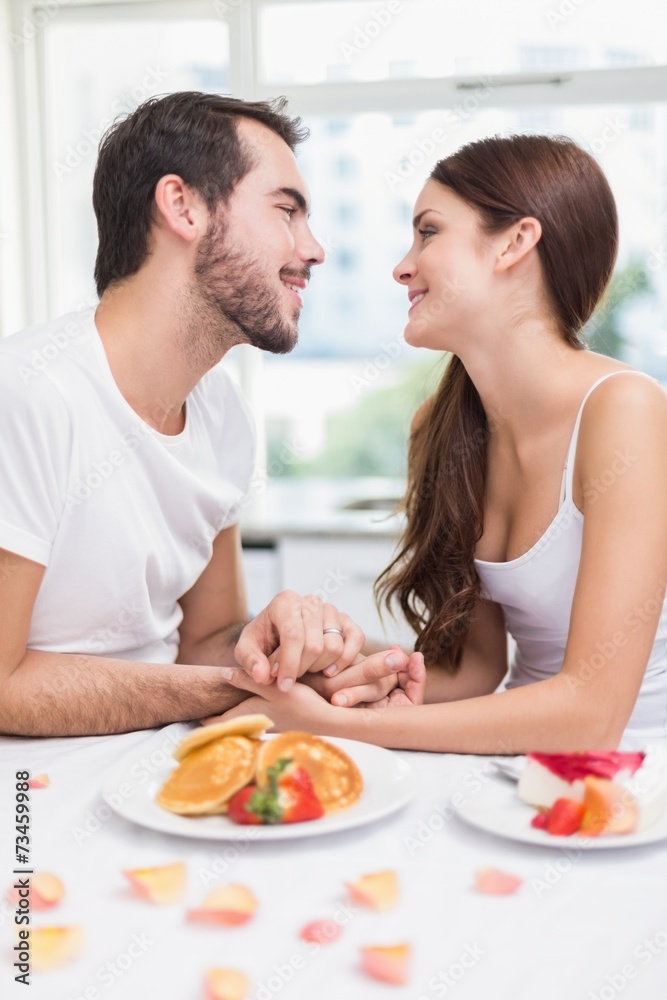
[153,174,208,244]
[494,217,542,274]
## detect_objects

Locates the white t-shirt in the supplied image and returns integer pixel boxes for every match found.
[0,307,255,663]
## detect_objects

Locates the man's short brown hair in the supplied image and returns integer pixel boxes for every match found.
[92,91,307,296]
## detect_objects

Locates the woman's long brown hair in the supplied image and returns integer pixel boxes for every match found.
[375,134,619,669]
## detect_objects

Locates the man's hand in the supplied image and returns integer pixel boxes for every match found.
[205,648,425,735]
[234,591,364,692]
[211,644,425,719]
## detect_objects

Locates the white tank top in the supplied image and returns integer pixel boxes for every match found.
[475,371,667,741]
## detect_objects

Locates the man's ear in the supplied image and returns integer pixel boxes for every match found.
[153,174,207,244]
[494,217,542,274]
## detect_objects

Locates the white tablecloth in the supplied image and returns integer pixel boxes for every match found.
[1,725,666,1000]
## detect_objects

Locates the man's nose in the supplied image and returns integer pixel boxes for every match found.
[299,227,326,266]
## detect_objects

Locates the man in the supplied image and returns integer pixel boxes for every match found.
[0,92,398,738]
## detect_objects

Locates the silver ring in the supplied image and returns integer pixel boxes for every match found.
[323,627,344,637]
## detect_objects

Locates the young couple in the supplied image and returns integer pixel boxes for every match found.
[1,92,665,751]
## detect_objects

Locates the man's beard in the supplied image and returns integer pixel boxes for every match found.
[192,214,307,356]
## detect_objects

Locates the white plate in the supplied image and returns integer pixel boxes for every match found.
[102,731,418,840]
[454,772,667,849]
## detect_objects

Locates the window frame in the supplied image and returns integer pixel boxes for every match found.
[8,0,667,333]
[5,0,667,478]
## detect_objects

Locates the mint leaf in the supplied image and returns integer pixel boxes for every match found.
[246,757,293,825]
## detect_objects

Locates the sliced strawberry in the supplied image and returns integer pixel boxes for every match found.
[227,786,263,825]
[530,811,549,830]
[545,797,586,836]
[279,766,324,824]
[227,759,323,826]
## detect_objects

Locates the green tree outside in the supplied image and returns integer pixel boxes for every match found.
[583,259,651,357]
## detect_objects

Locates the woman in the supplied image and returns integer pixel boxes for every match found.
[219,134,667,751]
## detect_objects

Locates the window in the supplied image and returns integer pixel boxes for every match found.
[42,8,229,316]
[265,101,667,476]
[8,0,667,481]
[518,45,584,73]
[334,249,358,272]
[259,0,667,83]
[335,155,358,179]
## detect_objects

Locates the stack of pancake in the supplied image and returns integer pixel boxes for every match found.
[156,715,363,819]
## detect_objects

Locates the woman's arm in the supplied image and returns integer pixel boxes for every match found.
[322,598,507,707]
[555,373,667,744]
[217,374,667,753]
[330,373,667,752]
[423,597,508,703]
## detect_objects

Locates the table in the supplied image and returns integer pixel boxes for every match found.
[1,725,666,1000]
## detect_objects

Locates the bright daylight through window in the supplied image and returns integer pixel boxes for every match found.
[35,0,667,482]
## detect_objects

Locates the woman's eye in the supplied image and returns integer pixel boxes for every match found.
[418,227,435,240]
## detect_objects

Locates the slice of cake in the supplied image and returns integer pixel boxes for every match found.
[518,745,667,833]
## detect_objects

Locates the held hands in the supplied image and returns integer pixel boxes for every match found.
[216,643,426,730]
[302,646,425,709]
[228,591,426,724]
[234,591,365,692]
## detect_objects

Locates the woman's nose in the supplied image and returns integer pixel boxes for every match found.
[393,253,415,284]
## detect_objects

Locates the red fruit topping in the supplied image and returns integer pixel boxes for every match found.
[530,811,549,830]
[278,766,325,824]
[227,786,263,825]
[545,798,586,836]
[527,751,644,783]
[227,759,324,825]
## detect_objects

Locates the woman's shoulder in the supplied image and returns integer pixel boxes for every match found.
[577,365,667,457]
[579,364,666,417]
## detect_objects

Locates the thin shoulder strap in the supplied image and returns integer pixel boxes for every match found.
[562,370,656,502]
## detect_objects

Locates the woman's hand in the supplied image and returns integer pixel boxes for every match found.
[346,650,426,711]
[302,646,409,707]
[234,592,365,691]
[381,650,426,707]
[205,667,338,733]
[208,645,425,731]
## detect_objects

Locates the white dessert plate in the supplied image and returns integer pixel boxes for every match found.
[102,731,418,841]
[454,771,667,849]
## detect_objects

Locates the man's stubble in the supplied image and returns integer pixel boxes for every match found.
[186,212,308,365]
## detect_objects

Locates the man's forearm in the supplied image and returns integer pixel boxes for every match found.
[176,621,247,668]
[1,649,251,737]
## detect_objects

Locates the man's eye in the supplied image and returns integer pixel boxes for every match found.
[281,206,295,219]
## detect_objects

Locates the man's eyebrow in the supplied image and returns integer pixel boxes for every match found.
[412,208,441,228]
[269,186,310,216]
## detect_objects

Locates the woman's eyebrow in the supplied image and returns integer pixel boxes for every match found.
[412,208,442,229]
[268,186,310,216]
